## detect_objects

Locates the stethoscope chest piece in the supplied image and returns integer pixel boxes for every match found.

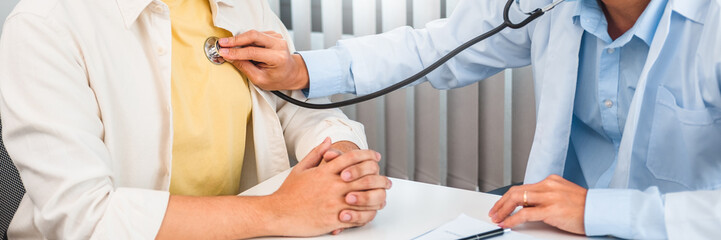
[204,36,225,65]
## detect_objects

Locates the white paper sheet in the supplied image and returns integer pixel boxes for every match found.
[413,214,543,240]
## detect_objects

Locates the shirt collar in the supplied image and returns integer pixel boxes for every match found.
[633,0,667,45]
[571,0,667,46]
[115,0,236,28]
[670,0,709,24]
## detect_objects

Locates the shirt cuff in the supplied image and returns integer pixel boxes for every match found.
[298,48,356,98]
[585,188,667,239]
[585,189,634,237]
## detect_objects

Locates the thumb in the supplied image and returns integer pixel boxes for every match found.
[297,137,332,170]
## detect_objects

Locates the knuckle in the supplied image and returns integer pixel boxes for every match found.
[276,51,289,61]
[344,151,358,161]
[360,177,373,188]
[548,174,562,181]
[247,48,258,58]
[369,162,380,174]
[355,192,369,204]
[350,211,363,224]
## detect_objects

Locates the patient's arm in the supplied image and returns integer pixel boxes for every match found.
[156,138,389,239]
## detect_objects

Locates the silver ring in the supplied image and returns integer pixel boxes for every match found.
[204,36,226,65]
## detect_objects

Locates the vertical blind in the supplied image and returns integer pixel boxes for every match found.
[274,0,536,192]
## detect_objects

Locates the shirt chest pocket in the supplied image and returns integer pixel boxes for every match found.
[646,86,721,190]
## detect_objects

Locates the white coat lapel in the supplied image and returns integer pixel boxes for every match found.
[248,83,291,182]
[524,8,584,184]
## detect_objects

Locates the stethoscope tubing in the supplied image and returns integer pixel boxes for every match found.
[272,0,551,109]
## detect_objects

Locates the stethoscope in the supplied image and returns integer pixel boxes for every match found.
[204,0,565,109]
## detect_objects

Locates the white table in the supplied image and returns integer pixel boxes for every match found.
[240,170,596,240]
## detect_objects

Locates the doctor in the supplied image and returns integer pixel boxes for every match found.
[218,0,721,239]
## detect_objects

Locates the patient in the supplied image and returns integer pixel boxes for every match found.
[0,0,389,239]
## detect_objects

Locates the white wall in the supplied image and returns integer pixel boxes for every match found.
[0,0,20,34]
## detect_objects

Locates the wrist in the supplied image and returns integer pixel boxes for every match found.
[255,194,286,236]
[229,195,283,238]
[292,54,310,90]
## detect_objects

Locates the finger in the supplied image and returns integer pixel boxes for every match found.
[350,175,392,192]
[339,160,380,182]
[322,149,343,162]
[263,31,284,39]
[499,207,547,229]
[489,186,531,223]
[233,60,265,80]
[331,229,343,235]
[338,210,378,227]
[345,189,386,208]
[296,137,331,170]
[326,150,381,174]
[219,30,278,48]
[219,46,279,63]
[488,184,538,216]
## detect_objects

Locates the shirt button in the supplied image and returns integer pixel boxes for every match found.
[604,99,614,108]
[157,47,167,56]
[607,48,615,54]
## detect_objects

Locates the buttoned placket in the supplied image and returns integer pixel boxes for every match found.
[147,1,175,185]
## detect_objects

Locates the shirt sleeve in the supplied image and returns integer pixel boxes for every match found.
[298,0,534,98]
[299,47,356,98]
[584,188,667,239]
[0,13,169,239]
[274,89,368,161]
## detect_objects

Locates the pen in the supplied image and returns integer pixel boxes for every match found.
[457,228,510,240]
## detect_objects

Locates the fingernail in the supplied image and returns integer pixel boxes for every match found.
[341,213,351,222]
[375,152,382,161]
[324,137,331,144]
[341,171,352,181]
[388,180,393,189]
[219,38,229,45]
[498,224,505,228]
[219,48,229,55]
[346,194,357,204]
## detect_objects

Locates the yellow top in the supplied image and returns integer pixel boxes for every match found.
[164,0,252,196]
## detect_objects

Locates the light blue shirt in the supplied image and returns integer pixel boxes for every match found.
[565,0,663,190]
[300,0,721,239]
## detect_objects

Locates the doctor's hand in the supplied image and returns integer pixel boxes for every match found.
[267,138,390,237]
[218,30,310,91]
[488,175,587,235]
